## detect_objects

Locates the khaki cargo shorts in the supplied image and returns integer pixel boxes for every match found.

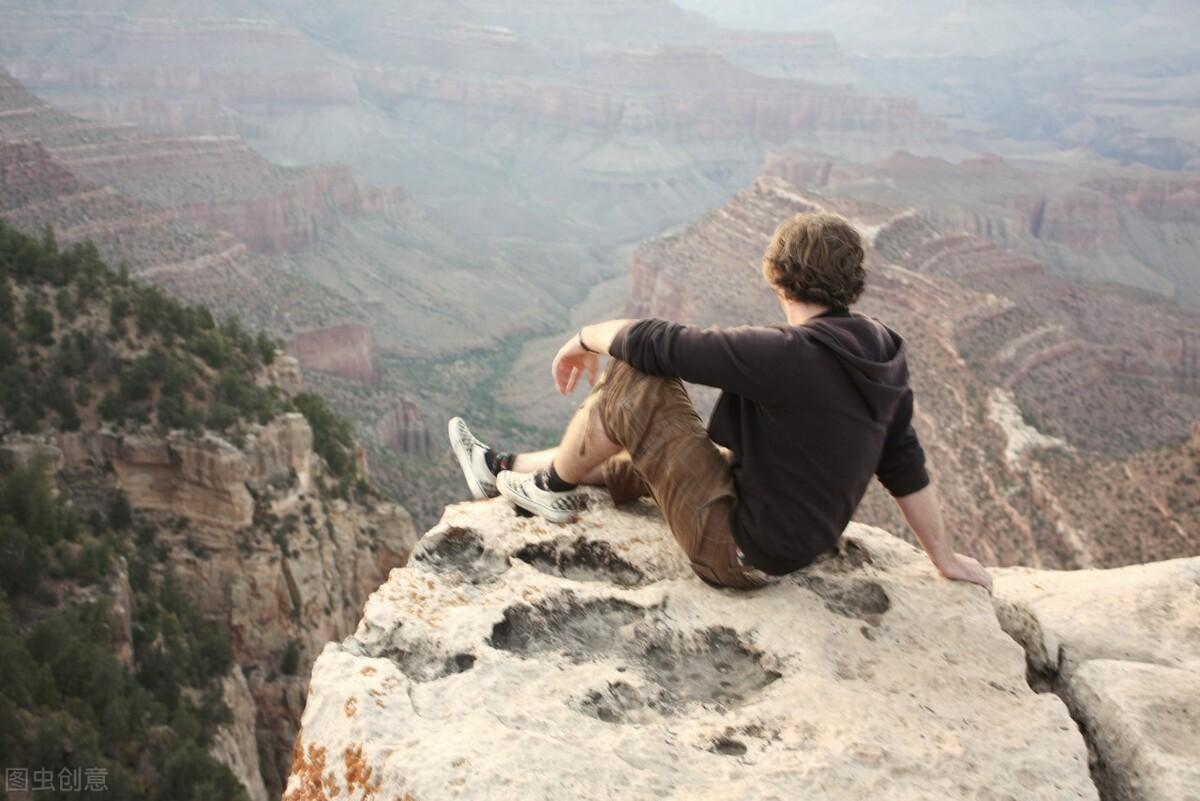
[576,359,779,590]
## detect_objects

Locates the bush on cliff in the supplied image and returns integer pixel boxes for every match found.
[0,220,292,440]
[0,464,248,801]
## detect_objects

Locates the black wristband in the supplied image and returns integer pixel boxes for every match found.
[577,329,596,353]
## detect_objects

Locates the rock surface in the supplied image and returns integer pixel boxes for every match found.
[995,559,1200,801]
[286,491,1097,800]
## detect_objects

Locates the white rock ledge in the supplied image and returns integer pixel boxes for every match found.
[286,490,1097,801]
[994,557,1200,801]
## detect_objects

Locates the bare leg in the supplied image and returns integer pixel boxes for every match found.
[511,445,611,486]
[552,393,622,484]
[512,448,557,473]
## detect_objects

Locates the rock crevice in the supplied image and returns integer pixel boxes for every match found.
[994,559,1200,801]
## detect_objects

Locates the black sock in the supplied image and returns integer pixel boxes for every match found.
[484,449,515,475]
[535,462,577,493]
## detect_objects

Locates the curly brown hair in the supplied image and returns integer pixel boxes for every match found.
[761,212,865,308]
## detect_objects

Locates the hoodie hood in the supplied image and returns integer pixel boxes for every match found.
[801,312,912,423]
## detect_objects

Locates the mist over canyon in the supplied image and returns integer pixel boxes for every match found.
[1,2,1198,799]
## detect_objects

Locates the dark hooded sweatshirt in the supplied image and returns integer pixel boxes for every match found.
[609,308,929,575]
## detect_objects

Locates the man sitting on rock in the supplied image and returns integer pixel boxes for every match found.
[449,212,992,592]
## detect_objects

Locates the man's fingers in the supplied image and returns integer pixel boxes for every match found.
[566,365,580,394]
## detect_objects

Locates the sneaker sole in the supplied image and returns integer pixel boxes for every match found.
[448,417,491,501]
[497,475,577,524]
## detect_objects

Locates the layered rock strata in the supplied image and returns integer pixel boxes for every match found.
[762,150,1200,309]
[285,492,1101,800]
[48,411,420,796]
[287,324,379,384]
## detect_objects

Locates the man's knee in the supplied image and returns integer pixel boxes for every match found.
[598,359,683,406]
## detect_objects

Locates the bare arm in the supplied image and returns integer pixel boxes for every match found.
[580,319,637,357]
[894,483,992,592]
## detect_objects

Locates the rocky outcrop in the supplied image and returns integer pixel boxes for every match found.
[287,324,379,384]
[264,355,306,396]
[0,437,65,482]
[994,558,1200,801]
[285,492,1101,800]
[59,415,322,529]
[53,411,420,798]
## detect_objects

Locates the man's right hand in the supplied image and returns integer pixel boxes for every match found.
[551,333,600,395]
[937,552,993,592]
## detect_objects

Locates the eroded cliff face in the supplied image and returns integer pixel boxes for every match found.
[0,91,359,335]
[40,410,419,798]
[762,150,1200,310]
[281,491,1154,800]
[287,324,379,384]
[626,172,1200,569]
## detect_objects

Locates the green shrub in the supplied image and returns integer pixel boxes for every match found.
[23,294,54,345]
[294,392,357,480]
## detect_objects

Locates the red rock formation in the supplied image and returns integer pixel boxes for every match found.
[175,165,365,255]
[287,324,378,384]
[0,71,369,333]
[373,398,432,457]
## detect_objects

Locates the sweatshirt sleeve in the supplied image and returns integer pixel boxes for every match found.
[875,388,931,497]
[609,317,788,403]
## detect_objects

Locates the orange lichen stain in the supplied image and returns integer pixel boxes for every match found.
[283,733,339,801]
[344,744,383,801]
[345,696,358,718]
[361,666,378,676]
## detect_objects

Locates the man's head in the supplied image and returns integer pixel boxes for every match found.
[761,212,865,310]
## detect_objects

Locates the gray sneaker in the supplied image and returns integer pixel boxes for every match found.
[496,469,588,524]
[448,417,499,500]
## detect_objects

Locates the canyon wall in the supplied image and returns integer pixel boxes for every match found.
[762,150,1200,309]
[43,411,419,797]
[0,71,368,335]
[0,2,964,260]
[625,173,1200,569]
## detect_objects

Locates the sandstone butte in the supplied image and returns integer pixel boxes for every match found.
[283,489,1199,801]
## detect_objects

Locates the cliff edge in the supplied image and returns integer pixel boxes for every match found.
[283,489,1196,800]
